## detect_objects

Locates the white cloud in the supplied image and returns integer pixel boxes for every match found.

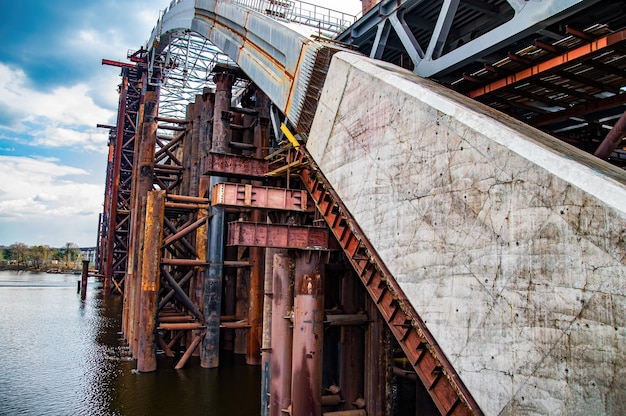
[0,155,103,222]
[0,63,114,128]
[32,126,109,153]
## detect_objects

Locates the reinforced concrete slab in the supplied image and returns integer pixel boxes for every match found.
[308,51,626,416]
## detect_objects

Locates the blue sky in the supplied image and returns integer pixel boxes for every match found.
[0,0,360,248]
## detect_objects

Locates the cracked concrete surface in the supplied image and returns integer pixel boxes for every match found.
[308,52,626,416]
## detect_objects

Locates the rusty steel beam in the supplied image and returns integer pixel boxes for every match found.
[292,148,483,416]
[167,194,209,204]
[212,182,310,211]
[162,215,208,246]
[529,92,626,127]
[161,268,204,322]
[102,58,135,68]
[468,28,626,99]
[227,222,330,249]
[174,332,204,370]
[202,152,272,179]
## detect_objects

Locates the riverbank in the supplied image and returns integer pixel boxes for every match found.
[0,264,84,274]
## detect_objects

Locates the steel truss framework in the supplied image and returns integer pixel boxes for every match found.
[100,66,143,294]
[336,0,626,165]
[150,30,249,120]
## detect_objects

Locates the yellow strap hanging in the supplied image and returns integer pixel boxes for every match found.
[280,123,300,150]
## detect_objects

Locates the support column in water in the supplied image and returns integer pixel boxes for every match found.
[291,251,324,416]
[201,71,234,368]
[270,251,292,416]
[137,190,165,372]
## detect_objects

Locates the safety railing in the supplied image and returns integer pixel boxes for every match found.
[229,0,358,36]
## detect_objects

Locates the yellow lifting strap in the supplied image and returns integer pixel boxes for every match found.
[280,123,300,150]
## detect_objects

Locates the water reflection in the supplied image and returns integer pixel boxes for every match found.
[0,271,260,416]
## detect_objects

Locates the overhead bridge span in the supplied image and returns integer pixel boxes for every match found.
[98,1,626,415]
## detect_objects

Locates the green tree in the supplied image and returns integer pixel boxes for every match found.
[8,243,29,265]
[64,242,81,267]
[30,245,52,270]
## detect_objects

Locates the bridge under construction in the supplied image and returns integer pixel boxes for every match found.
[96,1,626,415]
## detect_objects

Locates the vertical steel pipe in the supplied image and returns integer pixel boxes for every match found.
[261,248,275,416]
[247,238,264,364]
[270,250,292,416]
[201,72,233,368]
[248,87,270,365]
[291,252,324,416]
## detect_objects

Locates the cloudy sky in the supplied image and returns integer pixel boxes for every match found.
[0,0,361,248]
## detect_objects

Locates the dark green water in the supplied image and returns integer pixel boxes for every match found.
[0,271,260,416]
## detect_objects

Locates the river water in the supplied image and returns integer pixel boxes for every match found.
[0,271,260,416]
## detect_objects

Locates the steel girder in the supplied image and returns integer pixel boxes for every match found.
[336,0,601,78]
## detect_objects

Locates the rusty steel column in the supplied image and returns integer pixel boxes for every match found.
[261,247,275,416]
[128,82,159,357]
[80,259,89,301]
[248,87,270,365]
[181,98,199,197]
[201,72,233,368]
[270,250,292,416]
[339,270,364,408]
[137,190,165,372]
[594,110,626,159]
[226,250,239,352]
[291,251,324,416]
[364,297,389,416]
[192,176,210,350]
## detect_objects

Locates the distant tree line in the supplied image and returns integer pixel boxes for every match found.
[0,242,82,271]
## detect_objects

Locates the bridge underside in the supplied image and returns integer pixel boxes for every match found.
[96,1,626,416]
[337,0,626,166]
